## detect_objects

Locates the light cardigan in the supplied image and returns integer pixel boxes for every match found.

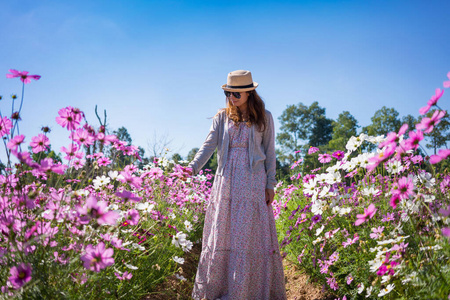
[188,109,277,190]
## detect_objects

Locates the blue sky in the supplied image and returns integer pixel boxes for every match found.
[1,0,449,162]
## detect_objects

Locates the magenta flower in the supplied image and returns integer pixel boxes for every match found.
[60,144,83,160]
[366,144,396,171]
[311,214,322,224]
[429,149,450,164]
[419,88,444,115]
[392,176,415,200]
[7,134,25,151]
[80,242,114,272]
[331,150,345,161]
[444,72,450,88]
[115,271,133,280]
[70,128,95,146]
[56,107,82,131]
[97,157,111,166]
[369,226,384,239]
[308,146,319,155]
[6,69,41,84]
[318,153,332,164]
[0,116,13,137]
[30,133,50,153]
[355,204,377,226]
[78,195,119,225]
[416,110,446,134]
[404,130,424,151]
[124,209,140,225]
[342,234,359,248]
[9,263,32,289]
[119,171,143,188]
[443,228,450,238]
[115,190,142,202]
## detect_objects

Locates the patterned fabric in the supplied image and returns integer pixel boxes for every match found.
[192,120,287,300]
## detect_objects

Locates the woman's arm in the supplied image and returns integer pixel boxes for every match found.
[187,114,221,175]
[262,111,277,190]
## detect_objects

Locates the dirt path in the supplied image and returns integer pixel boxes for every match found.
[144,243,332,300]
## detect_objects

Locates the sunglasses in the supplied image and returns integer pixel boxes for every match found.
[224,91,241,99]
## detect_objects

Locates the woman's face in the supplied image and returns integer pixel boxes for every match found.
[228,91,249,110]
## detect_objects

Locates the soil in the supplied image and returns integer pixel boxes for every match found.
[143,243,334,300]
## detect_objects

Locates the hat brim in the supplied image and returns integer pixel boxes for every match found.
[221,82,258,92]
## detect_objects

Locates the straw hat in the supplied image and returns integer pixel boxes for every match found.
[221,70,258,92]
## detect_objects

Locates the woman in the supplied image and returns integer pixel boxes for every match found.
[188,70,287,300]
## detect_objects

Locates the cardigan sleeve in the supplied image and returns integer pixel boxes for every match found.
[262,111,277,190]
[188,113,221,175]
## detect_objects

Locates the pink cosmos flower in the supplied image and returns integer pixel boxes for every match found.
[115,271,133,280]
[442,228,450,238]
[419,88,444,115]
[332,150,345,161]
[369,226,384,239]
[6,69,41,84]
[290,158,303,169]
[96,133,118,145]
[444,72,450,88]
[97,157,112,166]
[429,149,450,164]
[318,153,332,164]
[366,144,396,172]
[416,110,446,133]
[404,130,424,151]
[80,242,114,272]
[70,128,95,146]
[124,209,140,225]
[119,171,143,188]
[56,107,82,131]
[392,176,415,200]
[9,263,32,289]
[71,159,85,170]
[60,144,83,160]
[30,134,50,153]
[7,135,25,151]
[355,203,377,226]
[115,190,142,202]
[308,146,319,155]
[346,274,354,285]
[0,116,13,137]
[390,193,401,209]
[342,234,359,248]
[78,195,119,225]
[326,275,339,291]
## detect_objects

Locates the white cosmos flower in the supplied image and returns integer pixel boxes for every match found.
[182,239,193,252]
[378,284,395,297]
[357,283,365,294]
[184,220,193,232]
[136,202,155,213]
[365,286,373,297]
[173,256,185,264]
[93,175,110,188]
[172,232,187,248]
[315,225,325,236]
[175,273,187,281]
[386,160,404,174]
[124,262,139,270]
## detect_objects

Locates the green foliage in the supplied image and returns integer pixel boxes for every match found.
[362,106,402,136]
[328,111,359,151]
[277,101,333,164]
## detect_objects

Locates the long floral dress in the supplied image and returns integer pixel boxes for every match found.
[191,120,287,300]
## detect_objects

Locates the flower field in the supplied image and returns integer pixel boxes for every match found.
[0,69,449,299]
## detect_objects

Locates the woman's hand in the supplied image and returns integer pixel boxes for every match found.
[265,189,275,206]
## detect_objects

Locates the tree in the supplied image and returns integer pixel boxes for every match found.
[421,109,450,154]
[172,153,183,164]
[401,114,418,136]
[147,130,174,159]
[186,147,218,173]
[363,106,402,136]
[110,126,134,168]
[277,101,333,164]
[328,111,359,150]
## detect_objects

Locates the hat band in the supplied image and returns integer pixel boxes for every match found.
[226,83,254,89]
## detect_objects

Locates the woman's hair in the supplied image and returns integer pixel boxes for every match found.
[219,90,266,132]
